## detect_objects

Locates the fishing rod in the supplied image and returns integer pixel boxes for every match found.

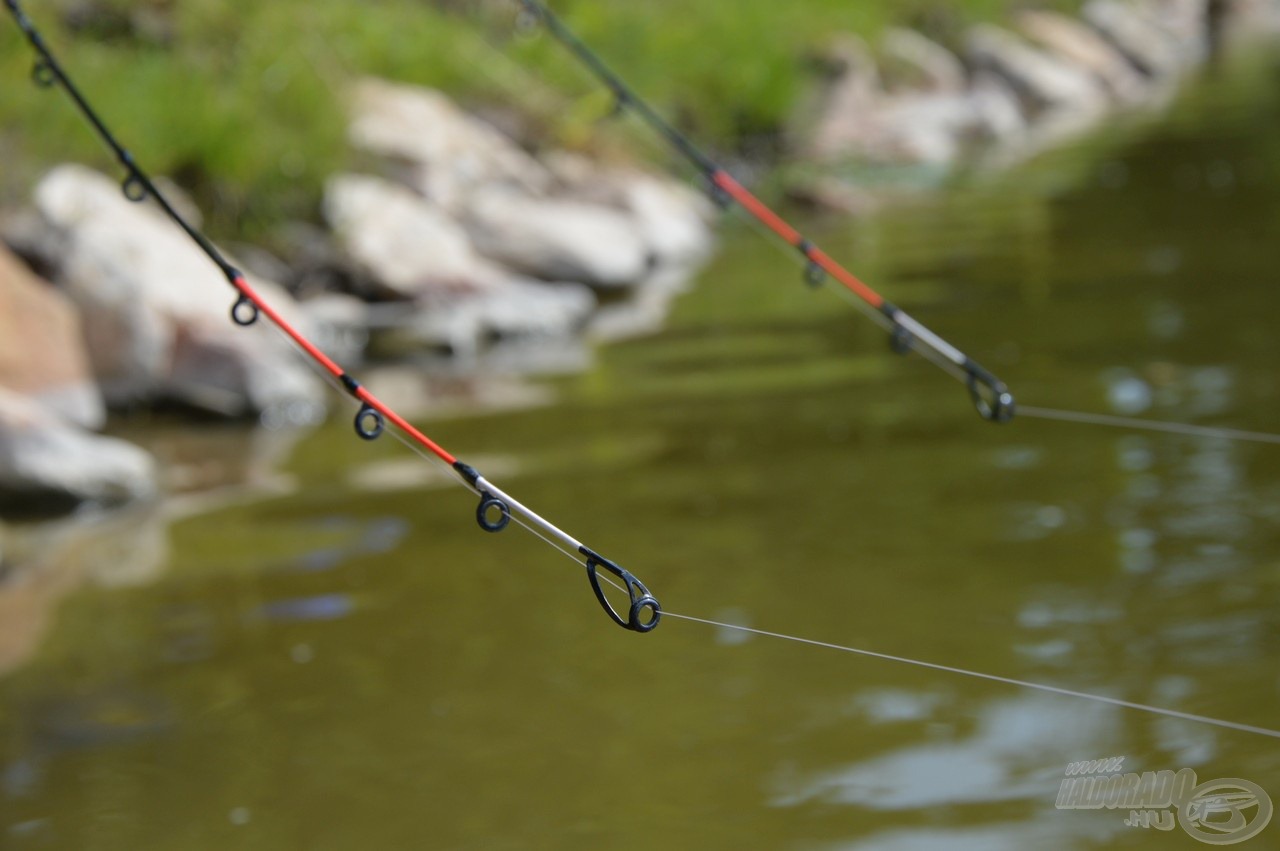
[514,0,1016,424]
[3,0,660,634]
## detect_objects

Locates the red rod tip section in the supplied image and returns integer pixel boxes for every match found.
[710,172,885,310]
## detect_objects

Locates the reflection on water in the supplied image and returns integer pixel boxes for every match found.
[773,694,1114,809]
[4,49,1280,851]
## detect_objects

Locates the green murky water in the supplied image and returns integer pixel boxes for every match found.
[5,54,1280,850]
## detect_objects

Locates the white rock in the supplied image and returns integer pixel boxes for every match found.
[32,164,323,417]
[801,32,1032,168]
[967,25,1108,116]
[1132,0,1209,46]
[875,94,985,164]
[462,187,653,289]
[804,35,885,162]
[324,173,507,299]
[374,277,595,358]
[1017,10,1150,103]
[970,71,1029,146]
[610,173,715,269]
[347,78,553,211]
[166,316,324,419]
[0,387,156,515]
[298,292,369,366]
[881,28,968,93]
[1085,0,1187,78]
[544,152,716,268]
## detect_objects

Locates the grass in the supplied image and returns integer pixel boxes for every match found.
[0,0,1081,243]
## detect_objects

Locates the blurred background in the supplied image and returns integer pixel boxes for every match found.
[2,1,1280,848]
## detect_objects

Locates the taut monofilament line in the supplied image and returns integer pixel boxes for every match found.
[2,0,661,634]
[514,0,1016,423]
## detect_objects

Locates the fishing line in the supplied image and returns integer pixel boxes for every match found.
[659,610,1280,741]
[1018,406,1280,445]
[3,0,660,634]
[513,0,1015,424]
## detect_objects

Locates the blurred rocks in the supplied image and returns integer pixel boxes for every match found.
[1016,11,1148,104]
[880,28,967,94]
[803,35,883,163]
[0,387,156,517]
[368,278,595,359]
[335,77,713,346]
[967,25,1106,117]
[0,74,715,520]
[324,173,504,299]
[0,245,104,429]
[324,173,597,356]
[31,164,324,418]
[542,152,715,269]
[347,77,553,212]
[344,79,714,285]
[1084,0,1189,76]
[462,187,653,288]
[792,0,1280,206]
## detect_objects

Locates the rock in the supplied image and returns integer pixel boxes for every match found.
[800,31,1030,169]
[325,174,598,356]
[1016,10,1149,104]
[969,71,1028,146]
[861,95,964,164]
[803,35,884,162]
[0,387,156,516]
[880,28,968,94]
[166,316,327,420]
[270,221,356,298]
[323,173,505,299]
[467,278,595,343]
[343,80,711,293]
[347,77,553,212]
[298,292,369,366]
[371,277,595,358]
[32,164,324,417]
[967,25,1108,117]
[799,50,1027,168]
[0,245,105,429]
[1134,0,1210,43]
[0,206,66,282]
[621,174,715,268]
[1225,0,1280,42]
[224,241,290,288]
[461,187,654,289]
[543,152,716,269]
[1084,0,1186,78]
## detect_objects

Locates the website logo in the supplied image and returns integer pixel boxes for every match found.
[1056,757,1272,845]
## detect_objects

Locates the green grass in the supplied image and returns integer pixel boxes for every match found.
[1,0,1081,242]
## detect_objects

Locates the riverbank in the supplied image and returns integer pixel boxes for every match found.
[0,1,1089,234]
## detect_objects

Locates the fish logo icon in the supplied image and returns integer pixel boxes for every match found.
[1178,778,1273,845]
